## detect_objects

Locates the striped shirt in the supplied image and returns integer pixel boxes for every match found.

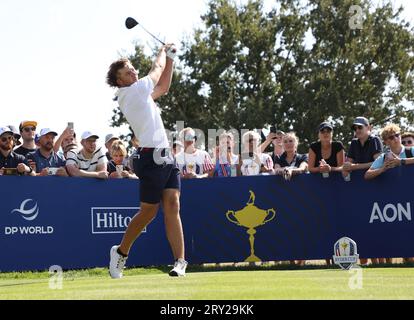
[65,147,106,172]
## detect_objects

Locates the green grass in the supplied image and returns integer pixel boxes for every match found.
[1,266,414,300]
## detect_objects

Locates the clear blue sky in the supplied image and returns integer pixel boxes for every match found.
[0,0,412,144]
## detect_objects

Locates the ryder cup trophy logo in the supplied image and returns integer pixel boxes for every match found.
[333,237,359,270]
[226,190,276,262]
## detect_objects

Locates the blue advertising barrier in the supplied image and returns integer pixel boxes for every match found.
[0,166,413,272]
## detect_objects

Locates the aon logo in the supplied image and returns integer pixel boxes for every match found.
[370,203,412,223]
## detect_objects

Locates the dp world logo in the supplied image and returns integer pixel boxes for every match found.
[5,199,54,236]
[12,199,40,221]
[333,237,359,270]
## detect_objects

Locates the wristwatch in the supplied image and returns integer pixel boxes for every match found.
[401,159,406,166]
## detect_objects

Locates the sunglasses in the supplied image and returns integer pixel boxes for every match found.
[402,140,414,146]
[283,139,294,144]
[23,127,36,132]
[385,133,400,141]
[1,136,13,142]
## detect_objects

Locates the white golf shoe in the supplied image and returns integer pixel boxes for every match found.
[169,259,188,277]
[109,245,128,279]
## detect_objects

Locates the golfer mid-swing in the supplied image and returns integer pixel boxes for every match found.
[106,44,187,278]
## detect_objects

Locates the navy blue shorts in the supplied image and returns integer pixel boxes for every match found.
[132,148,181,204]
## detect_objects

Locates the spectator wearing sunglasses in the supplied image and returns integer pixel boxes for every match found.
[365,124,414,180]
[342,117,383,178]
[308,122,345,177]
[175,128,215,179]
[14,121,38,157]
[401,132,414,148]
[0,127,34,176]
[273,132,308,181]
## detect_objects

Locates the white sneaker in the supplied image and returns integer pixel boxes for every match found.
[109,245,128,279]
[169,259,188,277]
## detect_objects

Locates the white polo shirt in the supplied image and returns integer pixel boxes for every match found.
[116,76,169,148]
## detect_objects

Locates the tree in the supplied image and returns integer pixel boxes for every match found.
[110,0,414,153]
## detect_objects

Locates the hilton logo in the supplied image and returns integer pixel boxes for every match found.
[91,207,146,234]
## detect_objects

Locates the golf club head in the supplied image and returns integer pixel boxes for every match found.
[125,17,138,29]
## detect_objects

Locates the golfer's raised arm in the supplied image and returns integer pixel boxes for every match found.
[148,46,167,88]
[152,45,175,100]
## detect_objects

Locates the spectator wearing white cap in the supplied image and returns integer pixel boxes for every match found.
[26,129,67,177]
[175,128,215,179]
[105,133,120,161]
[7,125,21,147]
[65,131,108,179]
[0,127,34,176]
[14,120,38,157]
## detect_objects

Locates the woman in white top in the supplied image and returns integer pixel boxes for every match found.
[240,131,274,176]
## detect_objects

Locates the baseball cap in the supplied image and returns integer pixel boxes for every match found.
[105,133,119,144]
[318,122,333,132]
[352,117,370,128]
[39,128,58,137]
[7,125,21,145]
[0,126,13,137]
[81,131,99,140]
[19,120,38,131]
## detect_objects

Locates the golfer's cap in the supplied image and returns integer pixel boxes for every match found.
[105,133,119,144]
[39,128,58,138]
[19,120,38,131]
[318,122,333,132]
[352,117,370,128]
[0,126,13,137]
[81,131,99,140]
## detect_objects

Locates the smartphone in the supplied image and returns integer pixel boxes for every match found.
[270,126,277,134]
[68,122,74,130]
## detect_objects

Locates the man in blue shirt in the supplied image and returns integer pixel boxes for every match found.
[26,128,67,177]
[0,127,34,176]
[342,117,383,176]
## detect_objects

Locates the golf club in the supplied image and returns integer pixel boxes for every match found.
[125,17,176,53]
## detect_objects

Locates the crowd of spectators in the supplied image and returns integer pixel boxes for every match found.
[1,117,413,265]
[2,117,414,181]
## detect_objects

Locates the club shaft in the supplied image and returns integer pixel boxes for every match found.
[139,24,165,45]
